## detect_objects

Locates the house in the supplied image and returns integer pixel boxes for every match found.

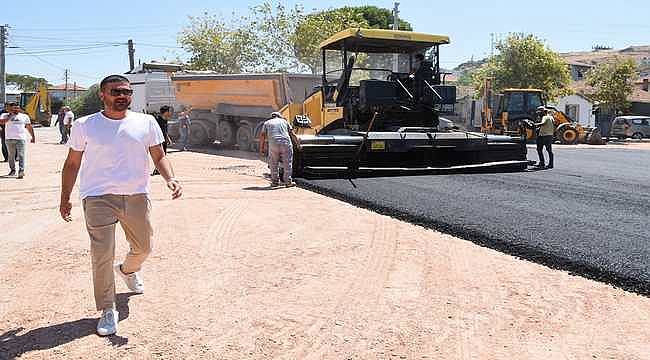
[567,61,594,81]
[549,93,596,127]
[630,87,650,116]
[48,84,87,103]
[634,77,649,92]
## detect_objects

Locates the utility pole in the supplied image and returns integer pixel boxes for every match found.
[73,81,77,100]
[64,69,69,104]
[1,25,7,105]
[127,39,135,71]
[490,33,494,57]
[392,2,400,72]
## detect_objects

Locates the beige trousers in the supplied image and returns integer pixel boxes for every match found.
[83,194,153,310]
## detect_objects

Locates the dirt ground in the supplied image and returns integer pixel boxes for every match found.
[1,127,650,359]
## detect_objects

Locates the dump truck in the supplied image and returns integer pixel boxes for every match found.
[480,81,603,144]
[169,73,320,151]
[277,28,530,177]
[125,62,183,114]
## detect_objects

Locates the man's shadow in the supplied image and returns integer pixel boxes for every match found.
[0,293,136,359]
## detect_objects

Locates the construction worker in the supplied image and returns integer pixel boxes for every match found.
[63,106,75,139]
[534,107,555,169]
[178,106,191,151]
[54,107,68,144]
[152,105,173,176]
[259,111,299,187]
[59,74,182,336]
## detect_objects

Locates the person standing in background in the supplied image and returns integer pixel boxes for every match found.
[0,102,36,178]
[178,107,191,151]
[152,105,173,175]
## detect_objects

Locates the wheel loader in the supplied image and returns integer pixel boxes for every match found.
[480,83,603,144]
[278,28,531,177]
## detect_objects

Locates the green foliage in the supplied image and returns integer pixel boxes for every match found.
[69,84,102,117]
[6,74,49,91]
[249,2,308,72]
[292,6,414,74]
[291,8,368,73]
[586,57,637,112]
[178,13,258,73]
[471,34,571,100]
[351,6,412,30]
[178,3,414,74]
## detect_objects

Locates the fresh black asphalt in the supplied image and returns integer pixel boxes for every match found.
[297,145,650,295]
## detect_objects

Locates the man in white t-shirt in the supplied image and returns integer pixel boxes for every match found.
[63,106,74,139]
[59,75,183,336]
[0,102,36,179]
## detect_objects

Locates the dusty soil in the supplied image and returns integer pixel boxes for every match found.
[1,127,650,359]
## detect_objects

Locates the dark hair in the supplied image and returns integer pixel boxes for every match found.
[100,75,130,90]
[415,53,425,61]
[159,105,171,114]
[6,101,18,106]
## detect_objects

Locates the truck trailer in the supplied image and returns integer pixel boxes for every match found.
[170,72,320,151]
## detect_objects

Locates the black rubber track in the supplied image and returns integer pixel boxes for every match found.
[297,146,650,296]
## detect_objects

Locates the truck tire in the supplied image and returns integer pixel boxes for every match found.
[558,126,578,144]
[236,125,253,151]
[189,120,211,145]
[218,121,236,147]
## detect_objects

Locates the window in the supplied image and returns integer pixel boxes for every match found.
[527,93,543,111]
[632,119,643,125]
[565,104,579,122]
[507,93,525,113]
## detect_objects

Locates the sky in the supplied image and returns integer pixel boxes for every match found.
[3,0,650,88]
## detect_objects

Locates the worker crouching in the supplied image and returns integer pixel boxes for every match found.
[259,112,298,187]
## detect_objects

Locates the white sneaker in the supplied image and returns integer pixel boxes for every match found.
[97,308,118,336]
[114,263,144,294]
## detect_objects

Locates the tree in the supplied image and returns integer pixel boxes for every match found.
[249,2,308,72]
[69,84,102,117]
[351,5,412,30]
[291,8,368,73]
[178,13,259,73]
[6,74,49,92]
[291,6,414,74]
[471,34,571,100]
[178,3,414,74]
[586,57,637,113]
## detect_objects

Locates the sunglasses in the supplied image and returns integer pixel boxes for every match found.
[110,88,133,96]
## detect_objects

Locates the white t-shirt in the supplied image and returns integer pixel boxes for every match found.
[68,111,164,199]
[0,113,31,140]
[64,111,75,125]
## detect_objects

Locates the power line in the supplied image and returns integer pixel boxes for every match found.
[6,44,124,56]
[136,42,185,50]
[12,47,98,81]
[11,24,183,32]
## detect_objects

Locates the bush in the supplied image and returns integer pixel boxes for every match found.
[70,84,102,117]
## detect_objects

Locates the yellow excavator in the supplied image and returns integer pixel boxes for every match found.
[481,80,603,144]
[22,83,52,126]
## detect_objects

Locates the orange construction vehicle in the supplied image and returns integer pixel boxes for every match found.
[481,81,602,144]
[170,73,319,151]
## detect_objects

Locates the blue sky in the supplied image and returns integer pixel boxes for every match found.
[3,0,649,87]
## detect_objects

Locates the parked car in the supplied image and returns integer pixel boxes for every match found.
[610,116,650,139]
